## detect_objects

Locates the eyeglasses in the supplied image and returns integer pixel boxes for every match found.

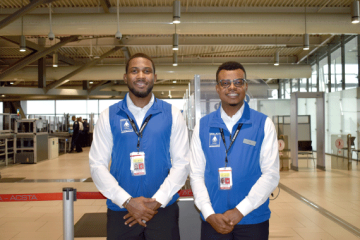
[218,78,247,88]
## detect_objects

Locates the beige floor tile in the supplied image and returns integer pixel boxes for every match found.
[297,231,337,240]
[0,221,46,232]
[0,231,19,240]
[10,231,62,240]
[35,213,62,222]
[36,221,63,233]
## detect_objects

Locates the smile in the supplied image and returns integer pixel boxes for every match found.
[227,93,239,97]
[135,81,147,87]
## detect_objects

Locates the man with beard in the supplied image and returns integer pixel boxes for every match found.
[89,53,190,240]
[190,61,279,240]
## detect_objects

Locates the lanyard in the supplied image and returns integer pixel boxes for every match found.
[127,114,152,152]
[219,123,243,167]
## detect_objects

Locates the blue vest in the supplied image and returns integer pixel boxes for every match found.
[199,102,270,224]
[107,95,178,211]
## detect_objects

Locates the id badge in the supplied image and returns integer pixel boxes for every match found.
[218,167,232,190]
[130,152,146,176]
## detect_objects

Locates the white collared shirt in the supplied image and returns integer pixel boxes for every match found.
[89,93,190,208]
[190,104,280,220]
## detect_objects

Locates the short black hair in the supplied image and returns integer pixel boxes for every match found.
[125,53,155,74]
[216,61,246,82]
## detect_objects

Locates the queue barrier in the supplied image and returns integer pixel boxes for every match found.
[0,188,194,240]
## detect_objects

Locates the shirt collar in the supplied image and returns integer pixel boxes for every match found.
[126,92,154,113]
[220,102,244,123]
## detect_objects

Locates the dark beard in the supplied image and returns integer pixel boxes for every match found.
[128,84,153,98]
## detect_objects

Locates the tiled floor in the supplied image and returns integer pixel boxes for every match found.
[0,148,359,240]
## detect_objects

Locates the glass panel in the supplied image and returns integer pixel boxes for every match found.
[311,65,317,92]
[99,100,121,113]
[56,100,87,115]
[0,102,2,113]
[344,37,358,89]
[319,56,328,92]
[331,47,342,92]
[87,100,98,115]
[27,100,55,114]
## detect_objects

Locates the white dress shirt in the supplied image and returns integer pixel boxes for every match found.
[190,104,280,220]
[79,121,84,131]
[89,94,190,209]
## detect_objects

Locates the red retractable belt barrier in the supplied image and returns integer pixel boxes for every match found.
[0,190,193,202]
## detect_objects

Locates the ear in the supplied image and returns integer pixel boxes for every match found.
[154,73,157,83]
[244,82,248,92]
[123,74,128,84]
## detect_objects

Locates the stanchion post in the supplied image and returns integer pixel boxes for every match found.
[347,134,352,170]
[63,187,77,240]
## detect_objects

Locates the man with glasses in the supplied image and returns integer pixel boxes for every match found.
[190,61,279,240]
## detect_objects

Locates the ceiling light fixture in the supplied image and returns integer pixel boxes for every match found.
[173,1,181,24]
[173,52,178,66]
[274,51,279,66]
[303,1,310,50]
[48,3,55,41]
[168,90,172,98]
[90,81,93,84]
[19,0,26,52]
[115,0,122,39]
[53,52,58,67]
[173,33,179,51]
[20,35,26,52]
[352,1,359,24]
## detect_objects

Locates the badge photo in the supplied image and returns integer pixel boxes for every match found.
[120,119,134,133]
[209,133,221,147]
[219,167,233,190]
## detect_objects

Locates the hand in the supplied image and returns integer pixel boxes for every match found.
[124,200,161,227]
[223,208,243,226]
[206,214,234,234]
[123,197,158,227]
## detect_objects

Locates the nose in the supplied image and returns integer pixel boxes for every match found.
[137,71,145,79]
[228,81,236,90]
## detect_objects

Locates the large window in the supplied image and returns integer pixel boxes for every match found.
[0,102,2,113]
[344,37,358,89]
[330,47,342,92]
[319,56,328,92]
[27,100,55,115]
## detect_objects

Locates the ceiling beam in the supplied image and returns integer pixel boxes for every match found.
[89,81,115,94]
[99,0,111,13]
[0,36,78,81]
[0,86,124,96]
[45,46,122,91]
[0,0,50,30]
[57,36,324,47]
[1,36,79,66]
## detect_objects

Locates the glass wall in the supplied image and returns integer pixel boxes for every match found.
[319,56,328,92]
[0,102,2,113]
[330,47,342,92]
[24,98,186,125]
[344,37,358,89]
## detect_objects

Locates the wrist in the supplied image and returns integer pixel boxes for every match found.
[123,197,132,209]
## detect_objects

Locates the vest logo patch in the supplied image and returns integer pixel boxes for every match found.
[120,119,134,133]
[209,133,220,147]
[243,139,256,146]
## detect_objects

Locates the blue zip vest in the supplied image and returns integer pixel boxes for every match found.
[199,101,270,224]
[107,95,178,211]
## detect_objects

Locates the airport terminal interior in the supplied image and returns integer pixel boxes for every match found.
[1,0,360,239]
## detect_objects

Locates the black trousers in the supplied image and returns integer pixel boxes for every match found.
[201,220,269,240]
[107,202,180,240]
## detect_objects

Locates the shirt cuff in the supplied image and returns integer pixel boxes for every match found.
[236,197,254,217]
[112,192,132,209]
[201,203,215,220]
[152,190,169,208]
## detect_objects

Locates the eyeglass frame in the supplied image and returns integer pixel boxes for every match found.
[218,78,247,88]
